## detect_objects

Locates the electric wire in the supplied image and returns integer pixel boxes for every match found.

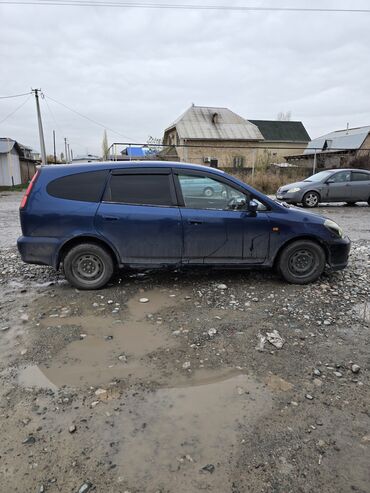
[0,95,32,126]
[0,91,32,100]
[44,94,137,141]
[0,1,369,13]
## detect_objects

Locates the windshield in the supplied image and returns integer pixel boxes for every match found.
[304,170,333,182]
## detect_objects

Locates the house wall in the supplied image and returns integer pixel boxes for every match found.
[20,160,37,183]
[174,139,307,169]
[0,149,21,186]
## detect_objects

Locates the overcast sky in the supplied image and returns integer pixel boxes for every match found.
[1,0,370,157]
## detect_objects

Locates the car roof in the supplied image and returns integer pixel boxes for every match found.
[325,168,370,173]
[41,160,226,176]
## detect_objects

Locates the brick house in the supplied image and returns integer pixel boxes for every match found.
[161,105,310,169]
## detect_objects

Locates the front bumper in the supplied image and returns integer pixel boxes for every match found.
[17,236,60,268]
[276,191,302,203]
[326,236,351,270]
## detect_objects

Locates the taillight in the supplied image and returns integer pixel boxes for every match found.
[20,170,40,210]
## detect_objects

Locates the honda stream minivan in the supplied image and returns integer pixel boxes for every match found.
[18,161,350,289]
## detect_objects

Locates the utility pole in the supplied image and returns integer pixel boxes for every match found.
[32,89,47,166]
[70,149,74,162]
[53,130,57,164]
[64,138,68,164]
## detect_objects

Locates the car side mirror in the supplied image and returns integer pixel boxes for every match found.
[248,200,258,213]
[326,179,335,184]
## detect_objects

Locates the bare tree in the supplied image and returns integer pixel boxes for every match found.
[277,111,292,121]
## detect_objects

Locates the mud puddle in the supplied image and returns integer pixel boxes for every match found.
[112,373,272,492]
[18,289,187,388]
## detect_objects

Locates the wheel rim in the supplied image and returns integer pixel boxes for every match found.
[204,188,213,197]
[72,253,105,283]
[305,193,318,207]
[288,249,317,278]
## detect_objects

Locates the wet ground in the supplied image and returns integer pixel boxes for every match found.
[0,192,369,493]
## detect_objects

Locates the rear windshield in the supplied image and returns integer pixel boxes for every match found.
[47,170,108,202]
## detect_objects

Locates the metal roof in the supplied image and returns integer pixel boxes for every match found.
[304,126,370,154]
[0,138,16,154]
[249,120,310,142]
[164,105,264,141]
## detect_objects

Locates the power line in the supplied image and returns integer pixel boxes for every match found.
[0,91,32,100]
[0,95,32,126]
[44,94,137,141]
[1,1,370,13]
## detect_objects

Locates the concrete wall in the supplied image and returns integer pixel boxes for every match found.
[0,149,21,186]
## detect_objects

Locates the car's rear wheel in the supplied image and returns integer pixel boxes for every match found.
[278,240,326,284]
[346,202,356,206]
[368,196,370,206]
[302,191,320,208]
[203,187,214,197]
[63,243,114,290]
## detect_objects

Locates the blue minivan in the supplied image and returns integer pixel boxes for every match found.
[18,161,350,290]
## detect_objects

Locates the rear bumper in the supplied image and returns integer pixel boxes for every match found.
[17,236,60,268]
[327,236,351,270]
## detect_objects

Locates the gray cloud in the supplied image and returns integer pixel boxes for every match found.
[0,0,369,156]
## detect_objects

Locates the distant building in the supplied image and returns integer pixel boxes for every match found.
[72,154,101,163]
[0,138,39,186]
[286,126,370,169]
[161,105,310,168]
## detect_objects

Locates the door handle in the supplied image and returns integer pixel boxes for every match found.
[188,219,203,225]
[102,216,119,221]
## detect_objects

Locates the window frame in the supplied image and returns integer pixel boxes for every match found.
[172,169,270,212]
[102,167,178,208]
[351,171,370,182]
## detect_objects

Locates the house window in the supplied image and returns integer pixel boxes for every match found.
[233,156,245,168]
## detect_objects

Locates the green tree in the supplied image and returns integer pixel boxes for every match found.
[102,130,109,160]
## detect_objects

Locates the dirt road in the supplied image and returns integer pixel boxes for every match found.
[0,192,369,493]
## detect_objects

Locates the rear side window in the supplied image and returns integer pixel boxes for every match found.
[104,174,174,206]
[47,170,108,202]
[352,172,370,182]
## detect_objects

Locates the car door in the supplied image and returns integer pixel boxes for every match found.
[326,170,352,202]
[350,171,370,201]
[174,171,271,264]
[95,168,182,264]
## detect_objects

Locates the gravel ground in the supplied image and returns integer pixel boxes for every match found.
[0,192,369,493]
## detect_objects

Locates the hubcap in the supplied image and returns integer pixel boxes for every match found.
[305,193,318,207]
[73,254,104,282]
[204,188,213,197]
[288,249,316,277]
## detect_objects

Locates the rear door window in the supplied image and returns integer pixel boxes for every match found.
[104,173,175,206]
[47,170,108,202]
[352,172,370,181]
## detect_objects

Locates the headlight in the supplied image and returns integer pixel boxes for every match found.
[287,187,301,193]
[324,219,343,238]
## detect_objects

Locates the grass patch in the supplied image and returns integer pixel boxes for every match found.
[0,184,28,192]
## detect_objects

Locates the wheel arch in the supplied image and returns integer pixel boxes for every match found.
[56,235,120,269]
[273,235,329,267]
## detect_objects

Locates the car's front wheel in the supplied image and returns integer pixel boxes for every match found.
[63,243,114,290]
[278,240,326,284]
[203,187,214,197]
[302,191,320,208]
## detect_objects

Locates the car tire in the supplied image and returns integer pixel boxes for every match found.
[346,202,356,206]
[368,197,370,206]
[203,187,214,197]
[302,191,320,208]
[278,240,326,284]
[63,243,114,290]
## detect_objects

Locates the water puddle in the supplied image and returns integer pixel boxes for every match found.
[113,374,272,492]
[18,365,58,391]
[19,289,185,388]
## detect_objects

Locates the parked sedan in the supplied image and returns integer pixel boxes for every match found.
[276,169,370,208]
